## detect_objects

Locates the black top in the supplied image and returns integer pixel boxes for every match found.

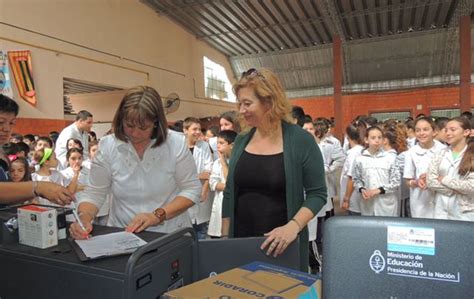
[233,150,287,237]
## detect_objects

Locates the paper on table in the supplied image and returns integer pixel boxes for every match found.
[74,231,147,259]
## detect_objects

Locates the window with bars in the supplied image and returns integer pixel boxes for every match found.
[204,57,234,102]
[430,109,461,118]
[370,111,411,122]
[430,108,474,118]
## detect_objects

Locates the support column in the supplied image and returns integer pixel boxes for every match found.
[459,15,471,112]
[333,36,343,140]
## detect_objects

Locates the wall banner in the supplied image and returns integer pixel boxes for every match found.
[8,50,37,105]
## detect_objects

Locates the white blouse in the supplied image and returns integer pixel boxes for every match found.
[80,131,201,233]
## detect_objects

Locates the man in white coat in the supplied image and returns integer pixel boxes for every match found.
[55,110,93,168]
[183,117,213,239]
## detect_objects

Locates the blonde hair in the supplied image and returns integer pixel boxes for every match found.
[113,86,168,147]
[233,68,292,128]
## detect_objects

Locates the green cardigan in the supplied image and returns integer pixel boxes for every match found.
[223,121,327,271]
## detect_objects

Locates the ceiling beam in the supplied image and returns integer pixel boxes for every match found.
[322,0,352,84]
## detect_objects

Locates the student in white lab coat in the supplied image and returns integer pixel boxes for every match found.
[427,117,473,221]
[204,126,219,161]
[353,126,401,216]
[341,123,365,215]
[208,130,237,238]
[314,119,345,217]
[69,86,201,240]
[31,148,80,206]
[302,118,327,273]
[404,117,446,218]
[183,117,214,239]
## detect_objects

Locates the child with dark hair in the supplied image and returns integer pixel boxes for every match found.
[184,117,213,239]
[66,138,84,152]
[404,117,446,218]
[9,133,23,143]
[8,157,35,203]
[434,117,449,144]
[314,118,345,219]
[34,136,53,151]
[15,142,30,158]
[2,142,20,160]
[405,119,416,148]
[31,148,79,205]
[22,134,35,148]
[208,130,237,238]
[340,124,364,215]
[49,131,59,145]
[9,157,31,183]
[353,127,401,216]
[291,106,306,127]
[205,126,220,161]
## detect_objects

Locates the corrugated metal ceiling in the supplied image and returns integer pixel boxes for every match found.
[143,0,473,97]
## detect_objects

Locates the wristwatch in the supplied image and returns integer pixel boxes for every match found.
[152,208,166,225]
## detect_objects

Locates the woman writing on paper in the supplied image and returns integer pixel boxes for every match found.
[69,86,201,239]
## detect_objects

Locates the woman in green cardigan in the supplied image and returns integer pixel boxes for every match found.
[222,68,327,271]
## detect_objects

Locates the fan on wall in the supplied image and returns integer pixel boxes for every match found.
[163,92,180,114]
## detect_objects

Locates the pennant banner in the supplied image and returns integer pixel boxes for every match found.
[0,50,14,98]
[8,50,37,105]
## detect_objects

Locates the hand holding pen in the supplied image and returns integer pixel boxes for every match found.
[69,202,93,240]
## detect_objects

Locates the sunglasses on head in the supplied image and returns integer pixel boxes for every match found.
[241,68,266,80]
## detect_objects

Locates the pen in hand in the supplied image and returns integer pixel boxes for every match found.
[70,201,90,239]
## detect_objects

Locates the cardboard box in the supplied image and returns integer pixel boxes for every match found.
[164,262,321,299]
[18,205,58,249]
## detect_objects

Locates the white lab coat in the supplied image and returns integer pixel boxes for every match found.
[340,144,363,213]
[208,137,219,161]
[80,132,201,233]
[208,159,226,237]
[310,143,326,238]
[320,137,345,199]
[403,141,446,218]
[427,146,474,221]
[188,140,214,225]
[353,149,401,216]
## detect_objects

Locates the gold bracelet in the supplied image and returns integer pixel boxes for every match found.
[290,218,303,232]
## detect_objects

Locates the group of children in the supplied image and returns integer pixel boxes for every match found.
[3,135,100,219]
[339,114,473,222]
[180,115,238,239]
[5,111,473,242]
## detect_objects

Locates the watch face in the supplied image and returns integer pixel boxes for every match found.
[154,208,165,221]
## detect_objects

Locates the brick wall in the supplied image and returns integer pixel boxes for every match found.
[291,85,474,128]
[12,85,474,137]
[13,118,73,136]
